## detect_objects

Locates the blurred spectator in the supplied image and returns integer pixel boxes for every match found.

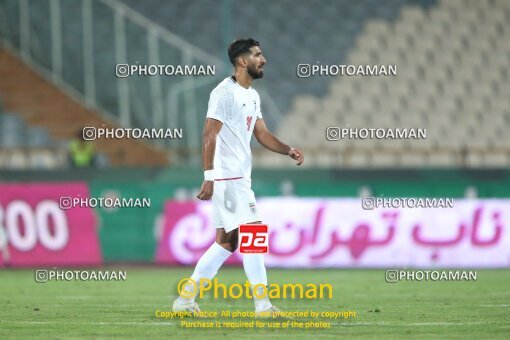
[69,129,96,168]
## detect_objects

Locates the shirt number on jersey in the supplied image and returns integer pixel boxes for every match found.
[246,116,253,131]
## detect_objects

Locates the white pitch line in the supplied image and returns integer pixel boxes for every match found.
[331,321,505,326]
[57,295,163,299]
[1,321,177,326]
[32,304,159,308]
[2,320,507,327]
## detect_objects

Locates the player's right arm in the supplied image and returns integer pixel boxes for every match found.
[197,87,232,200]
[197,118,223,200]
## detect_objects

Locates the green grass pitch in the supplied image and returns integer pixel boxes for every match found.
[0,268,509,339]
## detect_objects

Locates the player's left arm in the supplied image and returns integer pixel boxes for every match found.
[253,118,304,165]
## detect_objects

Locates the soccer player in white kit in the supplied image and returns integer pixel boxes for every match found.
[173,38,304,316]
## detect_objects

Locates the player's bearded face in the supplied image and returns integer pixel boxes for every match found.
[247,61,264,79]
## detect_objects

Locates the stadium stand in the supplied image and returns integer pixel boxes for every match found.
[120,0,437,117]
[0,48,168,168]
[0,110,66,170]
[265,0,510,168]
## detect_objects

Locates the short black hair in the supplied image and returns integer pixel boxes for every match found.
[227,38,260,66]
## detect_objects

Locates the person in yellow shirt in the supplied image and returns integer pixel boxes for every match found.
[69,130,95,168]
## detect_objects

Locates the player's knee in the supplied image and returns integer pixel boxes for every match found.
[215,229,238,252]
[218,242,234,252]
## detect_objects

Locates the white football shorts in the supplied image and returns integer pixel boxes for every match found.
[212,177,260,233]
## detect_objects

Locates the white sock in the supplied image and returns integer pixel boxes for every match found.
[177,242,232,304]
[243,254,272,312]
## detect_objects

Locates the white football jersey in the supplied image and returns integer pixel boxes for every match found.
[206,77,262,180]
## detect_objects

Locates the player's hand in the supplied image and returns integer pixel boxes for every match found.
[197,180,214,200]
[288,147,304,166]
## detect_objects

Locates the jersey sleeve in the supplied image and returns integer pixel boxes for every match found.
[255,92,263,120]
[206,87,233,123]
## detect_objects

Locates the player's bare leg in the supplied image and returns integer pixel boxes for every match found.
[172,229,236,313]
[216,228,238,252]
